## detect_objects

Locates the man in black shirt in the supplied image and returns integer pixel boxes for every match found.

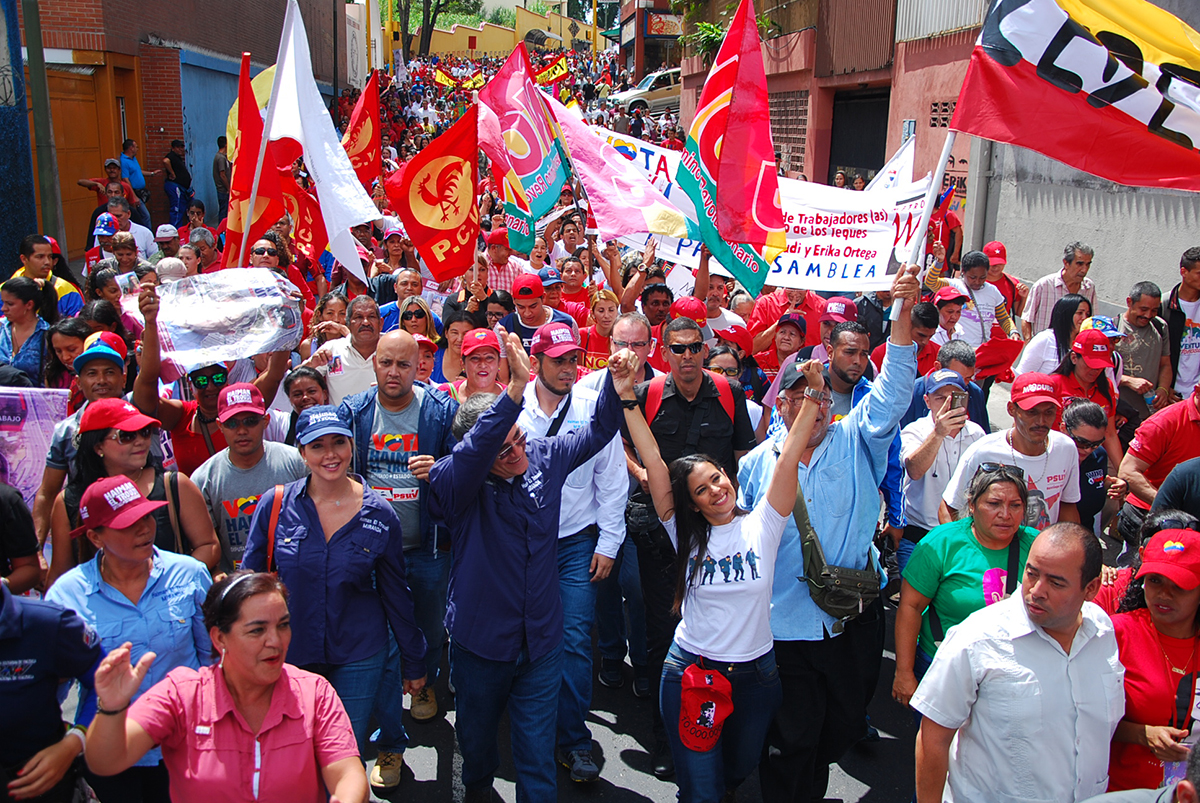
[624,316,757,778]
[0,483,39,595]
[162,139,193,228]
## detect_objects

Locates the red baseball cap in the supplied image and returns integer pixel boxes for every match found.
[484,227,510,246]
[1072,329,1114,370]
[715,325,752,355]
[983,241,1007,266]
[678,663,734,752]
[1137,529,1200,591]
[1010,373,1061,411]
[671,296,707,327]
[933,286,970,307]
[355,243,373,264]
[531,322,582,358]
[70,475,167,539]
[413,333,437,352]
[512,273,544,299]
[460,328,501,357]
[79,398,161,435]
[217,382,266,422]
[820,297,856,324]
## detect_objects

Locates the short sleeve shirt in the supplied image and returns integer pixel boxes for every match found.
[1127,398,1200,510]
[0,483,38,576]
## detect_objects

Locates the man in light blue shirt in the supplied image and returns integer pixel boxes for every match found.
[738,265,921,803]
[119,138,156,228]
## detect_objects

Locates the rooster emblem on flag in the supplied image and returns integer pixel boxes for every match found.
[418,160,467,224]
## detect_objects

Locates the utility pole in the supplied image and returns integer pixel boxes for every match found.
[21,0,64,248]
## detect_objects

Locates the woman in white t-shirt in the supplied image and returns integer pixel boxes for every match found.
[621,358,824,802]
[1013,293,1090,377]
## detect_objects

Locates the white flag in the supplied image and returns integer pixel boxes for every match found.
[865,136,915,191]
[266,0,378,283]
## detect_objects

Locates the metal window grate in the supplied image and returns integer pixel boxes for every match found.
[770,90,809,177]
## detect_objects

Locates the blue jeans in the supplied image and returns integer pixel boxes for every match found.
[303,645,387,755]
[163,181,192,228]
[557,528,599,752]
[661,642,782,803]
[596,537,647,666]
[452,640,562,802]
[897,538,915,576]
[373,548,450,753]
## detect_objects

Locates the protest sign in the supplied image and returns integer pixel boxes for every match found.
[0,388,69,511]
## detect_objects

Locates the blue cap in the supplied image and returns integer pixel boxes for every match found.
[296,405,353,445]
[92,212,119,237]
[925,368,966,394]
[73,344,125,374]
[537,266,563,287]
[1079,315,1125,339]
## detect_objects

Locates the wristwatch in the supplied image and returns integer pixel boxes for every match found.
[803,388,825,403]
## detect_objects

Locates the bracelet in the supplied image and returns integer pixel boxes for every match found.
[66,726,86,754]
[96,701,131,716]
[621,398,639,409]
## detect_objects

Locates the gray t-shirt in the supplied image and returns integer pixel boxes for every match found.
[367,389,424,550]
[192,441,308,573]
[1116,314,1169,418]
[831,389,854,420]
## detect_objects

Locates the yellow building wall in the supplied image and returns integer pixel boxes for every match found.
[424,22,515,57]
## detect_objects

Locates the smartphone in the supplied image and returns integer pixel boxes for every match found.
[950,391,968,410]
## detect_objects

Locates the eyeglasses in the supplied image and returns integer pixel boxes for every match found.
[974,462,1026,481]
[709,366,740,377]
[779,392,830,407]
[486,310,506,320]
[251,247,278,257]
[1155,517,1200,532]
[668,342,705,355]
[612,339,650,349]
[1067,431,1105,451]
[220,414,264,430]
[108,426,156,444]
[401,309,427,321]
[190,371,228,389]
[497,429,527,461]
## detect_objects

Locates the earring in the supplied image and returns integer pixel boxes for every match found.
[98,453,105,458]
[219,648,226,669]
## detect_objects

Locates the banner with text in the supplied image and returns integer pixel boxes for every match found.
[0,388,69,512]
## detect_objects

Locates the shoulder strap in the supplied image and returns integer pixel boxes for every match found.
[705,370,736,423]
[164,471,183,554]
[645,375,667,426]
[546,392,573,438]
[931,534,1024,645]
[265,484,284,574]
[196,411,217,458]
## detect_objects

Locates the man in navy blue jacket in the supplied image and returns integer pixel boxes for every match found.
[429,333,636,803]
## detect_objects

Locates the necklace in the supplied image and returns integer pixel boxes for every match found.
[1007,430,1048,486]
[1156,627,1200,676]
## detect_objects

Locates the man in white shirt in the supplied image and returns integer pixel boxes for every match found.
[912,523,1122,803]
[942,372,1081,530]
[517,323,625,784]
[107,196,156,260]
[898,369,985,571]
[304,296,380,404]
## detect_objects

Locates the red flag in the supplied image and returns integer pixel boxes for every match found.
[392,105,480,282]
[277,166,328,264]
[950,0,1200,191]
[225,53,286,268]
[713,0,785,255]
[341,70,382,190]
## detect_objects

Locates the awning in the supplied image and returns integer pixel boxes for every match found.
[601,27,620,39]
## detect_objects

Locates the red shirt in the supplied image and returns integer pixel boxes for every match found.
[989,272,1021,315]
[553,299,589,329]
[661,138,683,151]
[1110,608,1200,791]
[1126,397,1200,510]
[1092,566,1133,616]
[646,322,670,374]
[170,400,228,476]
[1050,372,1117,421]
[580,326,610,373]
[84,245,109,277]
[747,288,825,348]
[561,287,590,306]
[871,340,937,375]
[89,178,138,207]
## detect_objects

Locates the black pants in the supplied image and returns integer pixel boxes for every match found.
[759,598,886,803]
[631,520,680,744]
[85,762,170,803]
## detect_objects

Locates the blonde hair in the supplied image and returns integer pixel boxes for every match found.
[591,288,619,309]
[398,295,439,341]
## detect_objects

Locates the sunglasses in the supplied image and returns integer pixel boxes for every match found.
[709,366,741,377]
[497,429,527,461]
[190,371,228,389]
[109,426,156,444]
[220,414,264,430]
[974,462,1026,481]
[1067,431,1105,451]
[251,247,278,257]
[401,309,428,321]
[612,339,650,349]
[668,342,704,355]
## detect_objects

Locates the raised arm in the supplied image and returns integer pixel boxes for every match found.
[765,360,823,517]
[692,244,710,303]
[620,379,673,523]
[84,644,159,776]
[620,239,654,312]
[132,281,185,430]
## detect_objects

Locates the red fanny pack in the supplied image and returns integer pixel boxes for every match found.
[679,663,734,752]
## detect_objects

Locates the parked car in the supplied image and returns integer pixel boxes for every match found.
[610,68,681,115]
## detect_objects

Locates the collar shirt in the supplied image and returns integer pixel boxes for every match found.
[317,337,377,405]
[428,373,623,662]
[900,414,987,530]
[911,595,1124,803]
[486,254,532,294]
[737,339,918,640]
[517,381,626,558]
[240,477,426,676]
[45,548,212,766]
[1027,271,1099,335]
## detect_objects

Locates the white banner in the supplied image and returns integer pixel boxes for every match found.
[865,135,914,191]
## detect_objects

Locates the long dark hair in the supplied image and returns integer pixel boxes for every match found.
[42,317,92,388]
[668,454,746,614]
[83,266,120,302]
[1118,509,1200,616]
[1051,344,1114,410]
[1049,293,1089,362]
[2,276,59,324]
[79,300,133,351]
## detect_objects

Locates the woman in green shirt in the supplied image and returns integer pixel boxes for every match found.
[892,464,1039,709]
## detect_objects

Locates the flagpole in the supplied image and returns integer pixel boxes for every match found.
[241,37,290,267]
[889,129,957,322]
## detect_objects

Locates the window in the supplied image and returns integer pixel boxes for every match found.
[769,90,808,177]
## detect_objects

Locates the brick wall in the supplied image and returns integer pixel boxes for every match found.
[15,0,104,51]
[138,42,180,225]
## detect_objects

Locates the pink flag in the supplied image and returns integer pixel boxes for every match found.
[544,93,685,241]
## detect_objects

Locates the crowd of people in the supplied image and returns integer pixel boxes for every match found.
[6,48,1200,803]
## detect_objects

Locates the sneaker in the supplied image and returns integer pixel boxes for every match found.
[556,747,601,782]
[598,658,624,689]
[632,663,651,699]
[369,751,404,789]
[410,686,437,721]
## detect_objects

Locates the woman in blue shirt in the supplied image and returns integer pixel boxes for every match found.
[45,474,212,803]
[241,405,427,754]
[0,277,57,385]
